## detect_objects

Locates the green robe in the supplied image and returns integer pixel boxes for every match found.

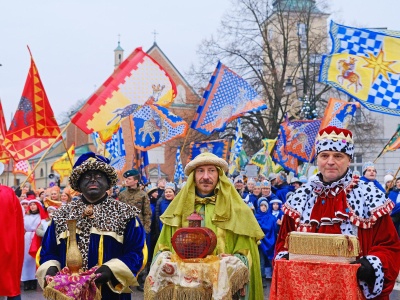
[155,168,264,300]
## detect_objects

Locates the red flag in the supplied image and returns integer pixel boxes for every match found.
[4,48,61,161]
[0,100,12,162]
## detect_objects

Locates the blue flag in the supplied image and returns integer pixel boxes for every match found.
[320,21,400,116]
[173,146,185,184]
[188,139,230,162]
[191,61,267,135]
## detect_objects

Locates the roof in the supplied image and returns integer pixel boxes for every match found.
[273,0,325,14]
[114,41,124,51]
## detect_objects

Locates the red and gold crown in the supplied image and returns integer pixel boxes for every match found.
[315,126,354,158]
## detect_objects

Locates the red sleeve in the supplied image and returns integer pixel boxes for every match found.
[274,214,296,258]
[358,214,400,299]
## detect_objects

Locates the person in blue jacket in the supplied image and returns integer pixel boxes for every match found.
[360,162,385,193]
[388,177,400,236]
[255,197,278,287]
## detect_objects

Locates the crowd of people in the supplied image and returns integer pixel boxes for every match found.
[1,126,400,300]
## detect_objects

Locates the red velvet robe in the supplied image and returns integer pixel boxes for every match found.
[275,213,400,300]
[0,186,24,297]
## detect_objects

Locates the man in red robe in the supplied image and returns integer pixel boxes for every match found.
[274,126,400,299]
[0,185,24,299]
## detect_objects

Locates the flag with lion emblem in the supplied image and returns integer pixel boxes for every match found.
[320,21,400,116]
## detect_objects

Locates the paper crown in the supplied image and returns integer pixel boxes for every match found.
[254,182,262,188]
[165,182,176,191]
[261,180,271,188]
[146,183,158,194]
[315,126,354,158]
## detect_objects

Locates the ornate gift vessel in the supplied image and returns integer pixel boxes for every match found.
[66,220,83,274]
[171,211,217,259]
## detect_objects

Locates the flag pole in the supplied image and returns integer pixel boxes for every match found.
[180,128,192,158]
[20,121,72,188]
[373,132,395,163]
[61,139,74,168]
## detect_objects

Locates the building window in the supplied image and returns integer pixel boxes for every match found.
[40,168,44,178]
[350,153,363,174]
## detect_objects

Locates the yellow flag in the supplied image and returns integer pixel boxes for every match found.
[52,144,75,181]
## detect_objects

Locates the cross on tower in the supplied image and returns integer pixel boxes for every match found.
[152,30,159,43]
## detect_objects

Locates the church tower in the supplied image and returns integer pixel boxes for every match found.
[114,37,124,69]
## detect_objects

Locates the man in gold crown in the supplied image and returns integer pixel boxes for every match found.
[274,126,400,299]
[152,152,264,300]
[36,152,146,299]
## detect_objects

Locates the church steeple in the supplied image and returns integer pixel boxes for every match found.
[114,35,124,69]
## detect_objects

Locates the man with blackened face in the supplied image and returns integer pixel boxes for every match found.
[36,152,146,299]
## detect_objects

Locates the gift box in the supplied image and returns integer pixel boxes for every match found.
[287,232,360,263]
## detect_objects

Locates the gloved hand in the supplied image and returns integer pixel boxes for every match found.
[94,265,113,285]
[351,257,376,286]
[45,266,59,277]
[94,264,121,287]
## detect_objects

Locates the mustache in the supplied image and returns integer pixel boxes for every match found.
[199,179,214,184]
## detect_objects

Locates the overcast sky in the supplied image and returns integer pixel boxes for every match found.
[1,0,399,126]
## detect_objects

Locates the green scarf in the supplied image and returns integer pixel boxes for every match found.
[160,168,264,240]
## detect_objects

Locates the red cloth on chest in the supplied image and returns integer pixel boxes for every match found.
[309,188,348,234]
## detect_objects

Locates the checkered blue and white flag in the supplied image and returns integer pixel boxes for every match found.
[173,146,185,184]
[320,21,400,116]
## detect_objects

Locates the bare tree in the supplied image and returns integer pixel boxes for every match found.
[188,0,332,155]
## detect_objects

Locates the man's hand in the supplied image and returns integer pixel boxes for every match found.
[94,265,113,285]
[351,257,376,286]
[45,266,58,277]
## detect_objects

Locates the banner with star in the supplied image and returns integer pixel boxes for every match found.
[191,61,267,135]
[319,21,400,116]
[5,48,61,161]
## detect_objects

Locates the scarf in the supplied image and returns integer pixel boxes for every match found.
[160,167,264,240]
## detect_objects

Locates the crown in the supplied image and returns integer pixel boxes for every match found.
[316,126,353,143]
[165,182,176,191]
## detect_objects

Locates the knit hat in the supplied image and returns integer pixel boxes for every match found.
[268,173,277,181]
[362,162,376,174]
[69,152,118,192]
[290,177,300,184]
[258,197,269,209]
[384,174,394,185]
[184,152,228,176]
[315,126,354,158]
[299,175,308,184]
[247,177,256,184]
[234,175,244,184]
[269,199,283,204]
